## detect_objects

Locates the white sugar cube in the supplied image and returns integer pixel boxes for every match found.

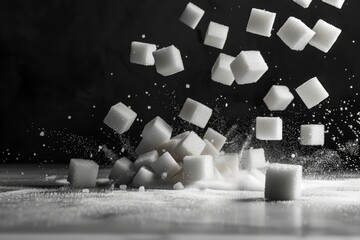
[236,171,265,191]
[183,155,214,182]
[295,77,329,109]
[142,116,172,147]
[300,124,325,146]
[130,41,157,66]
[263,85,294,111]
[119,184,127,190]
[178,98,213,128]
[134,150,159,170]
[201,139,220,158]
[241,148,266,169]
[322,0,345,9]
[265,164,302,201]
[309,19,342,53]
[135,138,157,155]
[203,128,227,151]
[68,159,99,188]
[103,102,137,134]
[158,139,181,154]
[153,45,184,76]
[132,167,157,188]
[204,21,229,49]
[108,157,135,184]
[211,53,235,86]
[179,2,204,29]
[151,152,181,178]
[175,131,206,160]
[246,8,276,37]
[230,50,268,85]
[138,186,145,192]
[214,153,239,177]
[256,117,282,140]
[277,17,315,51]
[293,0,313,8]
[173,182,185,190]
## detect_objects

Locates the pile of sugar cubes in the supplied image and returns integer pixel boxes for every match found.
[68,1,345,201]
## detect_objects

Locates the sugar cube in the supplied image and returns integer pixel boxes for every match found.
[108,157,135,184]
[295,77,329,109]
[265,163,302,201]
[175,131,206,160]
[214,153,239,177]
[178,98,213,128]
[172,131,190,140]
[151,152,181,178]
[246,8,276,37]
[241,148,266,169]
[263,85,294,111]
[142,116,172,147]
[132,167,157,188]
[230,50,268,85]
[322,0,345,9]
[183,155,214,182]
[138,186,145,192]
[293,0,313,8]
[119,184,127,190]
[130,41,157,66]
[68,159,99,188]
[103,102,137,134]
[158,139,181,154]
[204,21,229,49]
[82,189,90,193]
[134,150,159,170]
[179,2,204,29]
[203,128,227,151]
[211,53,235,86]
[256,117,283,140]
[300,124,325,146]
[236,171,265,191]
[173,182,185,190]
[309,19,342,53]
[153,45,184,76]
[135,138,157,155]
[201,139,220,158]
[277,17,315,51]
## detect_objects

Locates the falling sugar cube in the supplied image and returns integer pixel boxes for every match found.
[153,45,184,76]
[132,167,157,188]
[68,159,99,188]
[263,85,294,111]
[214,153,239,177]
[265,163,302,201]
[293,0,313,8]
[175,131,206,160]
[201,139,220,158]
[277,17,315,51]
[108,157,135,185]
[241,148,266,169]
[151,152,181,178]
[142,116,173,147]
[183,155,214,182]
[173,182,185,190]
[246,8,277,37]
[230,50,268,85]
[179,2,205,29]
[204,21,229,49]
[322,0,345,9]
[211,53,235,86]
[134,150,159,170]
[130,41,157,66]
[309,19,342,53]
[295,77,329,109]
[256,117,282,140]
[300,124,325,146]
[203,127,227,151]
[178,98,213,128]
[103,102,137,134]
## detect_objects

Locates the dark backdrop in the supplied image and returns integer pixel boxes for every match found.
[0,0,359,167]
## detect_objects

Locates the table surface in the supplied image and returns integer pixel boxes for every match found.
[0,165,360,239]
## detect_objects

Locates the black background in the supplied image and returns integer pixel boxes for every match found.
[0,0,359,167]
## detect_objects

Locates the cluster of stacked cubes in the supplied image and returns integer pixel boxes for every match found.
[68,0,345,201]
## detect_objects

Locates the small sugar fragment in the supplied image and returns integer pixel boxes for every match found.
[173,182,185,190]
[82,189,90,193]
[138,186,145,192]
